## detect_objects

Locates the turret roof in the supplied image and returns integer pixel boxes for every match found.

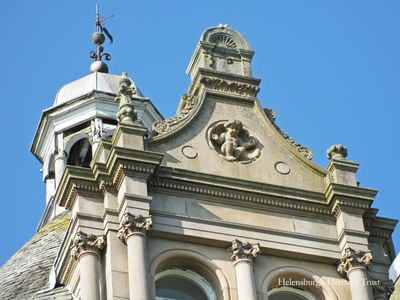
[54,71,144,106]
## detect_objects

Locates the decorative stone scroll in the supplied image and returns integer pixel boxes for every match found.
[337,247,373,277]
[70,232,106,260]
[208,120,261,163]
[118,213,152,242]
[116,72,137,124]
[200,77,260,97]
[264,107,313,160]
[152,94,198,136]
[327,144,348,160]
[229,239,261,262]
[372,279,394,299]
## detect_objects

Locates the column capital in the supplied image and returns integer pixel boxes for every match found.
[372,279,394,300]
[337,247,372,276]
[229,239,260,263]
[71,231,106,260]
[118,213,152,242]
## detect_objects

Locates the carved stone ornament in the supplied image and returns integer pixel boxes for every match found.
[200,77,260,97]
[372,279,394,299]
[152,94,198,136]
[337,247,373,277]
[118,213,152,242]
[70,232,106,260]
[229,239,261,262]
[208,120,261,163]
[264,107,313,160]
[116,72,137,124]
[327,144,348,160]
[91,118,103,142]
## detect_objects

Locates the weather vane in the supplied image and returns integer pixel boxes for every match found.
[89,4,114,73]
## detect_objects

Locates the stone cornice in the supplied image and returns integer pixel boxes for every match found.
[326,183,377,203]
[55,142,163,210]
[327,158,359,173]
[326,183,376,218]
[150,167,333,217]
[106,147,163,190]
[56,166,99,209]
[364,209,398,244]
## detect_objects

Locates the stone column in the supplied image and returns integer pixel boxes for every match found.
[71,232,106,300]
[54,151,67,186]
[372,280,394,300]
[118,213,152,300]
[337,247,373,300]
[229,239,260,300]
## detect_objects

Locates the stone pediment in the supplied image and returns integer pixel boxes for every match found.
[147,70,328,193]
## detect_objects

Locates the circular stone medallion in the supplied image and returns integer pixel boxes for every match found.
[182,146,198,159]
[275,162,290,175]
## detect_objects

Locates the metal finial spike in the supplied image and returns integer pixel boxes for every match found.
[90,5,113,73]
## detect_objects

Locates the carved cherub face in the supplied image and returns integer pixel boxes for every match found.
[225,120,243,137]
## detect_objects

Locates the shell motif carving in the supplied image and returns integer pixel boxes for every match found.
[209,33,237,48]
[208,120,261,164]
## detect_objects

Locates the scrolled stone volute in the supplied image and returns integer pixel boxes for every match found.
[337,247,372,277]
[327,144,348,160]
[229,239,261,262]
[118,213,152,242]
[70,232,106,260]
[116,72,137,124]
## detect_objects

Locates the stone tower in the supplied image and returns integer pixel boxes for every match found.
[0,25,397,300]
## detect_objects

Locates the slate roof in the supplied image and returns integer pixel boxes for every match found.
[0,212,71,300]
[31,287,74,300]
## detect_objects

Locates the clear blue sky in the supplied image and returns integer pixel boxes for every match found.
[0,1,399,266]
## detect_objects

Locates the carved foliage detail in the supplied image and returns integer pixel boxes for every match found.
[152,94,198,136]
[118,213,152,242]
[116,72,137,124]
[337,247,373,276]
[200,77,260,97]
[209,120,261,163]
[71,232,106,260]
[229,239,261,262]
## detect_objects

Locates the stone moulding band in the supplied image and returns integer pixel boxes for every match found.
[149,178,331,215]
[200,77,260,97]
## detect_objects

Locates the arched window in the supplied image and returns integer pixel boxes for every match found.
[268,286,318,300]
[155,268,216,300]
[66,138,92,168]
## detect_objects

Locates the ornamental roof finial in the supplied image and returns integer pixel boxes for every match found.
[89,4,114,74]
